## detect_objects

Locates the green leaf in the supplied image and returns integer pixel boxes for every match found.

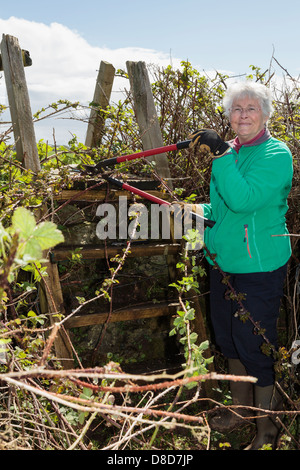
[27,310,37,317]
[11,207,36,238]
[31,221,64,250]
[23,237,43,260]
[78,412,88,425]
[11,208,64,262]
[0,338,11,345]
[0,223,9,242]
[198,340,209,351]
[81,387,93,399]
[190,332,198,344]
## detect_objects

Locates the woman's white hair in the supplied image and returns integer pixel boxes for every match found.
[223,81,274,118]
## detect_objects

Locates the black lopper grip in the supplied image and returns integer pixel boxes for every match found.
[176,140,191,150]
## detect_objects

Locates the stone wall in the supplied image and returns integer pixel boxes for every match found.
[53,189,182,372]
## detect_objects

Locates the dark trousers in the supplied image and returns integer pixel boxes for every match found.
[209,263,288,386]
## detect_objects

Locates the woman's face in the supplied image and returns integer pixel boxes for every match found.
[229,95,269,143]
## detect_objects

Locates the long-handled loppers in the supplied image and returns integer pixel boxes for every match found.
[82,140,192,174]
[80,140,215,228]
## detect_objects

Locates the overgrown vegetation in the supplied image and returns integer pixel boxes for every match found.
[0,60,299,450]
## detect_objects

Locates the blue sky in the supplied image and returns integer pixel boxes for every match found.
[0,0,300,143]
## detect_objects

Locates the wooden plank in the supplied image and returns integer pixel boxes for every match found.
[85,61,115,148]
[0,35,40,172]
[64,302,179,328]
[55,189,172,203]
[126,61,173,187]
[51,243,181,262]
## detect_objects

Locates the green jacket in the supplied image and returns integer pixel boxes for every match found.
[201,133,293,273]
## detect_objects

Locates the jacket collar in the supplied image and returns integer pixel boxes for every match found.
[229,128,271,153]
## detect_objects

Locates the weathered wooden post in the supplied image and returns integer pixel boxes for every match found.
[0,34,74,368]
[126,60,177,288]
[126,61,173,188]
[39,262,74,367]
[85,61,115,148]
[0,34,40,173]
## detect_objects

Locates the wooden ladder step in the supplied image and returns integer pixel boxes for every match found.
[55,188,171,203]
[50,243,181,262]
[64,302,179,328]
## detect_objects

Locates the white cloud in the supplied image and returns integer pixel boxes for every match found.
[0,17,182,143]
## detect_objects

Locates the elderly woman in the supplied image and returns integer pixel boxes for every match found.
[189,81,293,450]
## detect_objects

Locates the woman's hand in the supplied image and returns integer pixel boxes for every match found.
[189,129,230,157]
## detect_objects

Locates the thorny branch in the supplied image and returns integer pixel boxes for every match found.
[0,59,300,450]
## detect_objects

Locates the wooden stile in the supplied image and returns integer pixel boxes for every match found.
[0,43,215,392]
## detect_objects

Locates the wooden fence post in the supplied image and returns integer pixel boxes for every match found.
[85,61,115,148]
[40,262,74,368]
[0,34,40,173]
[0,34,74,368]
[126,61,173,188]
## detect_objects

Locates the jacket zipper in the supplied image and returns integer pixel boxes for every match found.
[244,224,252,258]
